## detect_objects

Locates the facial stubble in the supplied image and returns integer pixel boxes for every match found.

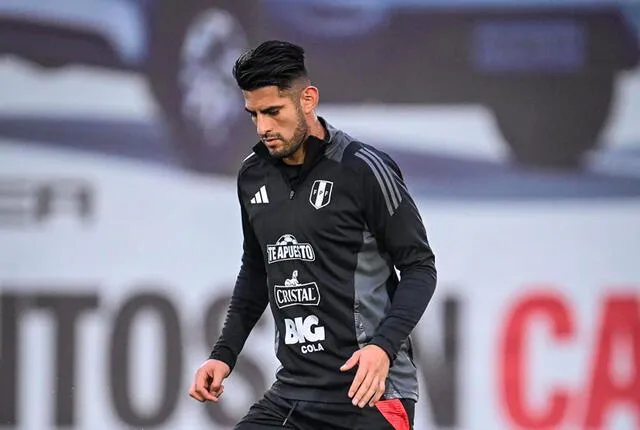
[268,105,308,160]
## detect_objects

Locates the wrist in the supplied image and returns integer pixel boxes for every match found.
[209,347,237,372]
[368,338,395,363]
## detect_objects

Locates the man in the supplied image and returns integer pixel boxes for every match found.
[189,40,437,429]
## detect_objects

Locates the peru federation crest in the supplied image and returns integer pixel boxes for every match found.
[309,180,333,210]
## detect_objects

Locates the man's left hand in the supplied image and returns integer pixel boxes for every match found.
[340,344,390,408]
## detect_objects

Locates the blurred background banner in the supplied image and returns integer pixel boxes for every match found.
[1,1,639,429]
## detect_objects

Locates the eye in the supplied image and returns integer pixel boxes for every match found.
[266,109,280,116]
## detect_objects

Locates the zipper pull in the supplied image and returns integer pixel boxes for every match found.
[289,190,295,200]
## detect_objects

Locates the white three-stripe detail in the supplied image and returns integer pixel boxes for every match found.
[260,185,269,203]
[355,148,403,216]
[250,185,269,204]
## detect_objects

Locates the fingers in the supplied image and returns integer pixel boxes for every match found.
[347,364,366,399]
[352,374,386,408]
[189,380,209,402]
[369,379,386,407]
[188,371,204,402]
[210,370,226,394]
[346,347,389,408]
[197,372,217,402]
[208,362,230,401]
[340,351,360,372]
[189,360,232,403]
[189,369,216,402]
[189,382,204,402]
[352,372,376,408]
[189,380,224,402]
[209,384,224,402]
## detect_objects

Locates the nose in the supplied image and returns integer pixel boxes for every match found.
[255,114,273,137]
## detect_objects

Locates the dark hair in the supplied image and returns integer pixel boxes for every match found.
[232,40,308,92]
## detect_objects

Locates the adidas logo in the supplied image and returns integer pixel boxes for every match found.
[250,185,269,204]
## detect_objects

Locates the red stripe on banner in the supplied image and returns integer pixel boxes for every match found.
[375,399,410,430]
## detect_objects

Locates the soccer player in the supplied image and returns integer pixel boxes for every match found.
[189,40,437,429]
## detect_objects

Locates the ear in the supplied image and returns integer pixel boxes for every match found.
[300,86,319,114]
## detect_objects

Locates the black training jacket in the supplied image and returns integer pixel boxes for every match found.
[210,118,437,403]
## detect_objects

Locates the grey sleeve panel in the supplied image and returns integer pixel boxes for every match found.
[353,229,392,348]
[356,144,437,361]
[385,341,419,401]
[353,230,419,401]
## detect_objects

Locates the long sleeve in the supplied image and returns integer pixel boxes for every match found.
[209,183,269,371]
[356,147,437,362]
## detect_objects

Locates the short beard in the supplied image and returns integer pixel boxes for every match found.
[270,107,308,160]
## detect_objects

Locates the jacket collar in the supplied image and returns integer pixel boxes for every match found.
[252,116,334,186]
[252,116,334,166]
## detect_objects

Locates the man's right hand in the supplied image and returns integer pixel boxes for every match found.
[188,359,231,402]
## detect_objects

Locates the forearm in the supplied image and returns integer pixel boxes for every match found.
[355,146,438,361]
[370,262,436,361]
[209,267,267,371]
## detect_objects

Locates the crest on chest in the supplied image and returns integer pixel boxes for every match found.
[309,180,333,210]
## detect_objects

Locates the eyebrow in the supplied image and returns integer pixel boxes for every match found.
[244,105,285,115]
